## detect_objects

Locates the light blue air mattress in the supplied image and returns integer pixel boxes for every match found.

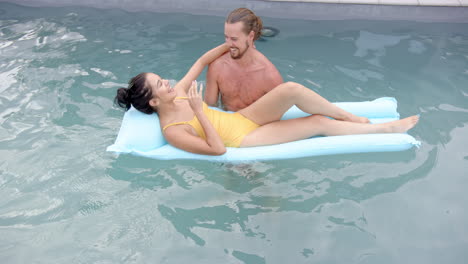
[107,97,420,162]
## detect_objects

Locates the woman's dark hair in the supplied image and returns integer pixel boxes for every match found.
[226,8,263,41]
[114,73,154,114]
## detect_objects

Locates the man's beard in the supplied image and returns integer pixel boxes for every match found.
[230,41,250,59]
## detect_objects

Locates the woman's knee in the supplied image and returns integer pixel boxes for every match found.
[308,115,331,132]
[309,114,329,124]
[284,81,301,89]
[278,81,303,97]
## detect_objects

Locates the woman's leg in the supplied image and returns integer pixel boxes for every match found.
[240,115,419,147]
[238,82,369,126]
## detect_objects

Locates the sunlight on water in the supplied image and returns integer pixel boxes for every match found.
[0,2,467,263]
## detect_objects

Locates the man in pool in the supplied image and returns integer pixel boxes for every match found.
[204,8,283,112]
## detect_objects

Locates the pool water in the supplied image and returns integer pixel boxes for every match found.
[1,2,467,263]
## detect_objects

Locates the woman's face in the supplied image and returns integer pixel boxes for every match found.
[148,73,175,102]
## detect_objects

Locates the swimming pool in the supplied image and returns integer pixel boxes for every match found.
[1,2,467,263]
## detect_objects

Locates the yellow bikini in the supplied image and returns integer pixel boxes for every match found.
[162,97,259,147]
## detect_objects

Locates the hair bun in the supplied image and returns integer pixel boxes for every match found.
[254,16,263,41]
[115,87,132,110]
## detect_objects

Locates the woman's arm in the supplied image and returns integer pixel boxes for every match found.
[164,128,226,155]
[164,82,226,156]
[174,43,229,94]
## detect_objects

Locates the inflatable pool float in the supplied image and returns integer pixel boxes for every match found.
[107,97,420,162]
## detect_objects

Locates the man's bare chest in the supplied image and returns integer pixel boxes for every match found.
[218,68,267,94]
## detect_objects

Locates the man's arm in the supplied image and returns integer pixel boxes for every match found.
[204,61,221,107]
[262,61,283,94]
[253,49,283,94]
[268,63,283,87]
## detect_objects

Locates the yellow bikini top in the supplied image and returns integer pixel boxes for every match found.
[161,97,205,137]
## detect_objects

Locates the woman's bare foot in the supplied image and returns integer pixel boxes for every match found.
[387,115,419,133]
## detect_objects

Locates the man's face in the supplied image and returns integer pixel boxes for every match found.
[224,22,251,59]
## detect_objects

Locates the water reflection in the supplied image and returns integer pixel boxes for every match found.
[158,203,270,246]
[106,146,434,247]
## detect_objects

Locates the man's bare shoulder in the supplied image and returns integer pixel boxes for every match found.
[210,52,231,69]
[252,49,283,84]
[252,49,281,72]
[252,49,275,67]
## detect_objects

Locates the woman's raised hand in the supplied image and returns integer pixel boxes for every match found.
[188,80,204,114]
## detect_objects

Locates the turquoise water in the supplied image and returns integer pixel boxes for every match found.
[1,2,467,263]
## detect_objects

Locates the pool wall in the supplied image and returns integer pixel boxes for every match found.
[2,0,468,22]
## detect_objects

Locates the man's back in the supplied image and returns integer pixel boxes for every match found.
[205,49,283,111]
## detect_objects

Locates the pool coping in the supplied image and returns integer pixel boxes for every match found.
[2,0,468,22]
[266,0,468,7]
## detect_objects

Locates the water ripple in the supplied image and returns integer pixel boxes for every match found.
[1,3,467,262]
